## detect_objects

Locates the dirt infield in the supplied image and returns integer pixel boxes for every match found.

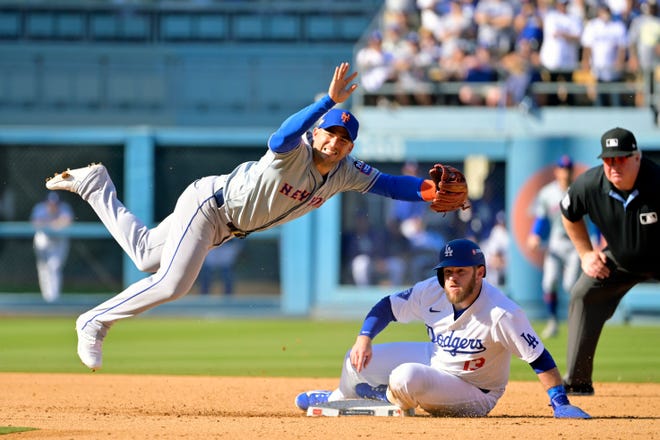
[1,373,658,439]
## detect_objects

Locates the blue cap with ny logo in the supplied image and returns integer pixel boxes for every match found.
[318,108,359,142]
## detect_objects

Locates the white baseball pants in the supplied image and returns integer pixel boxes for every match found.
[330,342,500,417]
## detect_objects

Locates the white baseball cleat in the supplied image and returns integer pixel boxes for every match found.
[75,314,107,371]
[46,163,106,196]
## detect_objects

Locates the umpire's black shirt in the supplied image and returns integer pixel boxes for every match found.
[560,156,660,276]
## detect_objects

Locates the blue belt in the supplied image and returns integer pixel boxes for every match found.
[213,189,248,239]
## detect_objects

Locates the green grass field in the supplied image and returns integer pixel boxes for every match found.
[0,317,657,382]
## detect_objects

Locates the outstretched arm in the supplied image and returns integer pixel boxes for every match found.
[369,173,437,201]
[269,62,359,153]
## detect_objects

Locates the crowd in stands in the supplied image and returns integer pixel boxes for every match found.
[355,0,660,108]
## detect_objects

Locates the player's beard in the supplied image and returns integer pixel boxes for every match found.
[445,269,478,306]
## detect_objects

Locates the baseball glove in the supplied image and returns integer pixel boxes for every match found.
[428,163,469,213]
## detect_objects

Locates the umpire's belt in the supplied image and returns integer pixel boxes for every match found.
[213,188,249,239]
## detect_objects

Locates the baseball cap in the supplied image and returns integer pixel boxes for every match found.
[318,108,359,142]
[47,191,60,203]
[598,127,638,158]
[556,154,573,168]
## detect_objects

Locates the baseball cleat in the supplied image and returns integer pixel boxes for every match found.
[46,163,106,195]
[295,390,331,411]
[75,314,107,371]
[355,383,389,402]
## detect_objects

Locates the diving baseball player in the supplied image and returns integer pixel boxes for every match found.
[527,155,581,338]
[44,62,461,371]
[295,239,590,418]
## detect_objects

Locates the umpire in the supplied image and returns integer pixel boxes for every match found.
[560,127,660,395]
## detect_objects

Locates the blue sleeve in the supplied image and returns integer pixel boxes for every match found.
[268,95,336,153]
[529,348,557,373]
[359,296,397,339]
[368,173,426,201]
[531,217,550,239]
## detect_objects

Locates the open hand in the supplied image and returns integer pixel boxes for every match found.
[328,62,358,104]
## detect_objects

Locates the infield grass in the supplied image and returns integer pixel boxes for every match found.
[0,317,657,382]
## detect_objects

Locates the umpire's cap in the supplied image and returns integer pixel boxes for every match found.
[599,127,638,158]
[318,109,359,142]
[433,239,486,286]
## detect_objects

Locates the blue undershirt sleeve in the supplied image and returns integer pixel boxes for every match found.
[359,296,397,339]
[529,348,557,374]
[368,174,426,201]
[531,217,550,239]
[268,95,336,153]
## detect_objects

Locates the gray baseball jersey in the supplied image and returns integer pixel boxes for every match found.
[216,133,380,233]
[76,135,383,331]
[533,180,580,293]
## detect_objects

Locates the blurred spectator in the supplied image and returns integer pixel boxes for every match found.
[382,15,412,54]
[400,215,447,282]
[417,0,446,34]
[567,0,588,20]
[434,42,472,106]
[464,180,505,242]
[580,3,628,106]
[514,0,544,52]
[344,211,409,286]
[356,30,396,104]
[30,192,74,303]
[474,0,516,56]
[387,0,421,29]
[434,0,476,60]
[494,37,543,110]
[387,161,446,282]
[392,31,436,105]
[606,0,634,22]
[627,0,660,106]
[457,45,500,106]
[387,162,428,224]
[539,0,584,106]
[198,240,244,295]
[526,155,580,338]
[481,210,509,288]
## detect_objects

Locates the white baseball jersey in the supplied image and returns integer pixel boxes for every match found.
[539,9,583,71]
[581,17,627,81]
[390,277,544,394]
[330,277,545,416]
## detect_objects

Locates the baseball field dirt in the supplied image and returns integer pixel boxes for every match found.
[1,373,657,439]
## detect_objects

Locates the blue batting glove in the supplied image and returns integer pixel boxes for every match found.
[553,403,591,419]
[548,385,591,419]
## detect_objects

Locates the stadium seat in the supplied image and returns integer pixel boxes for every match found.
[0,11,20,39]
[26,13,54,39]
[161,15,193,41]
[198,15,228,40]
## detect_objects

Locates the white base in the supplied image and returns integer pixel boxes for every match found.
[306,399,414,417]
